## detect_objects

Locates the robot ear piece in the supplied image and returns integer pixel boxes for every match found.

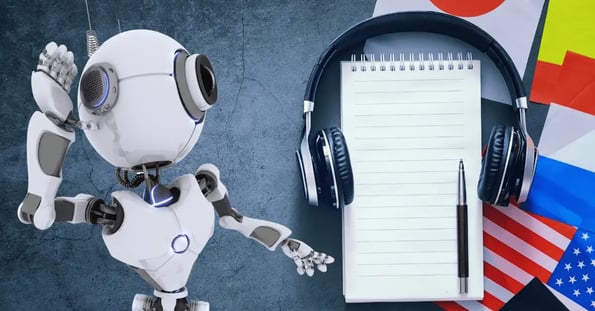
[80,63,119,114]
[174,51,217,122]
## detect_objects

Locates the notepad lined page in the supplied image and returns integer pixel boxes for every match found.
[341,56,484,302]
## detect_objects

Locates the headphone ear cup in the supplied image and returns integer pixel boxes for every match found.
[312,130,334,207]
[313,128,354,209]
[478,125,512,205]
[326,128,354,206]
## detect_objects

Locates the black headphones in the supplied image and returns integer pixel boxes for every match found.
[296,11,538,209]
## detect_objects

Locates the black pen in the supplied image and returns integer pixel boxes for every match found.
[457,159,469,294]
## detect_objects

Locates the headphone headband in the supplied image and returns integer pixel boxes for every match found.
[298,10,538,208]
[304,11,525,105]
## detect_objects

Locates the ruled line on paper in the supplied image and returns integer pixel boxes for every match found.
[354,124,465,128]
[352,100,465,105]
[354,134,464,139]
[357,250,456,254]
[353,158,460,162]
[357,182,455,187]
[354,112,464,116]
[353,78,464,83]
[353,228,456,245]
[356,89,464,94]
[358,146,465,152]
[357,261,457,266]
[354,204,449,209]
[357,193,456,197]
[357,169,455,174]
[357,273,454,277]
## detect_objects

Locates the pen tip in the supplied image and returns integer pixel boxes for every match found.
[459,159,464,169]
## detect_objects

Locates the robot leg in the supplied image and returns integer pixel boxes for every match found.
[131,294,152,311]
[189,300,210,311]
[132,290,209,311]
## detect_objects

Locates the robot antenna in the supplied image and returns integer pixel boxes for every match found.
[85,0,99,57]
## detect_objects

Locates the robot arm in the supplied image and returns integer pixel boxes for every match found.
[195,164,334,276]
[26,193,123,233]
[17,42,79,230]
[54,194,122,230]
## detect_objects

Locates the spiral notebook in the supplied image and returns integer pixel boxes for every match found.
[341,53,484,302]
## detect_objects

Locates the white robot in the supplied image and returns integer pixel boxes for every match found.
[17,30,334,311]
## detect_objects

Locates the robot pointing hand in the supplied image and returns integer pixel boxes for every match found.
[18,30,334,311]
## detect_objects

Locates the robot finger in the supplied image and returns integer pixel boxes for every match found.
[65,51,74,66]
[314,252,334,265]
[43,42,59,59]
[61,63,78,92]
[37,56,50,72]
[56,44,68,59]
[296,265,306,276]
[48,60,62,79]
[298,258,315,277]
[57,65,69,85]
[45,45,67,79]
[67,63,78,81]
[305,264,315,277]
[311,252,330,265]
[293,257,315,276]
[324,255,335,264]
[316,263,328,273]
[311,253,323,265]
[37,51,53,72]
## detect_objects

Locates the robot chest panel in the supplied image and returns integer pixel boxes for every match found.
[103,180,215,270]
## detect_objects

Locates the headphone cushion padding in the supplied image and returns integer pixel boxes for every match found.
[327,128,355,205]
[478,125,509,204]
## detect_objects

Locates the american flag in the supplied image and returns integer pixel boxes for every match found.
[436,203,589,310]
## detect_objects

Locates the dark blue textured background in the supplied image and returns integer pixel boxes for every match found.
[0,1,548,310]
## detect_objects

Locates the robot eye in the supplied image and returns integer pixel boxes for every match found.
[80,63,118,114]
[174,51,217,123]
[194,55,217,107]
[198,63,216,99]
[81,69,108,108]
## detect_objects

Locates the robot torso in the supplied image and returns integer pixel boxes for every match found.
[101,174,215,292]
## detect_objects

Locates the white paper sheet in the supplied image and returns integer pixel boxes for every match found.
[341,57,484,302]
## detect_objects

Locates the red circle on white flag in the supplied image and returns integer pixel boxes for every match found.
[429,0,504,17]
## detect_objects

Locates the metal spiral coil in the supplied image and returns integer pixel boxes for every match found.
[116,168,157,188]
[350,52,474,72]
[86,30,99,58]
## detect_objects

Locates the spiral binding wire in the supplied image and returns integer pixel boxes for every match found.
[350,52,474,72]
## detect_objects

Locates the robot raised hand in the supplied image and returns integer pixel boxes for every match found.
[18,42,79,230]
[18,30,334,311]
[33,42,78,121]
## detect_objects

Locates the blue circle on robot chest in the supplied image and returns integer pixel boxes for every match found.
[171,234,190,254]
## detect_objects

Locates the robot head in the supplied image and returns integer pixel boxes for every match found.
[77,30,217,170]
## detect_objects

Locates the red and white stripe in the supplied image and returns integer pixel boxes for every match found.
[436,203,585,310]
